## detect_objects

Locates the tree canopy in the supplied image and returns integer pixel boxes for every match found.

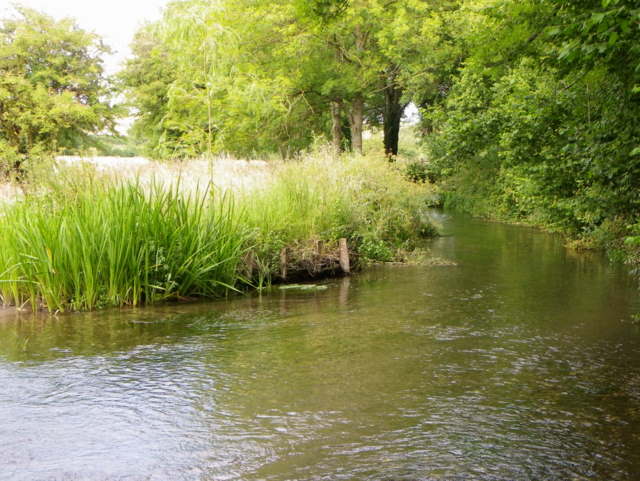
[424,0,640,245]
[0,6,116,175]
[119,0,460,158]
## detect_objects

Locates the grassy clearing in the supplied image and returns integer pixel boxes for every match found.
[0,151,438,312]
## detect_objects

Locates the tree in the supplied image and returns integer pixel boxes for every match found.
[122,0,461,158]
[118,24,178,158]
[549,0,640,95]
[283,0,462,157]
[0,6,116,175]
[121,0,330,159]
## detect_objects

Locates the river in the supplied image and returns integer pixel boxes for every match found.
[1,211,639,480]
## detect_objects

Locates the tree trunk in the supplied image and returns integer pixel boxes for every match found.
[341,118,352,151]
[349,96,364,155]
[383,74,405,159]
[330,100,343,155]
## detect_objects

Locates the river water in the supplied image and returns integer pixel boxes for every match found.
[1,212,639,481]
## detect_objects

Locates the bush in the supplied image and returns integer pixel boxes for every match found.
[405,161,429,183]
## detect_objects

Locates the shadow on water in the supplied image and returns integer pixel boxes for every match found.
[1,210,639,481]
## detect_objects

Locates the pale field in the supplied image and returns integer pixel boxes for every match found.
[0,183,21,204]
[58,155,271,191]
[0,155,272,204]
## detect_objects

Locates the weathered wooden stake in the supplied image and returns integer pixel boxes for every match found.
[339,276,350,307]
[280,247,288,280]
[338,238,350,274]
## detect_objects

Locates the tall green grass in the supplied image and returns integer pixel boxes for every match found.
[0,180,247,311]
[0,153,437,312]
[240,154,438,265]
[251,155,436,235]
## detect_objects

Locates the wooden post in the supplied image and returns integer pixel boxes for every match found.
[280,247,288,280]
[338,238,350,275]
[339,276,350,307]
[311,240,324,275]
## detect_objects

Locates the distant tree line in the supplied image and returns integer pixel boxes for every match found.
[118,0,460,159]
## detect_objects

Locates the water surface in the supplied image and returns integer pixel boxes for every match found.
[1,212,639,480]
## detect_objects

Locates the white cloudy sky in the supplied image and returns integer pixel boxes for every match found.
[0,0,171,74]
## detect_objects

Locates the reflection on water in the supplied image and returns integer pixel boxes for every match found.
[1,211,639,481]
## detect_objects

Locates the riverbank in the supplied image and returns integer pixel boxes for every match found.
[0,151,438,312]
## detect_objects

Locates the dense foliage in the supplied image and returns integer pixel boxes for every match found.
[2,0,639,268]
[119,0,458,158]
[424,0,640,257]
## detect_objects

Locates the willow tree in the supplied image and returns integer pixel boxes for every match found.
[121,0,329,158]
[121,1,224,158]
[118,24,177,158]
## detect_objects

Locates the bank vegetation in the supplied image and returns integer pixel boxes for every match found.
[0,152,437,312]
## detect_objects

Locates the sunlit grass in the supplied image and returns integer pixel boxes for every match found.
[0,180,248,311]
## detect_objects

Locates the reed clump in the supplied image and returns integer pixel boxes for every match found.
[240,153,438,273]
[0,153,437,312]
